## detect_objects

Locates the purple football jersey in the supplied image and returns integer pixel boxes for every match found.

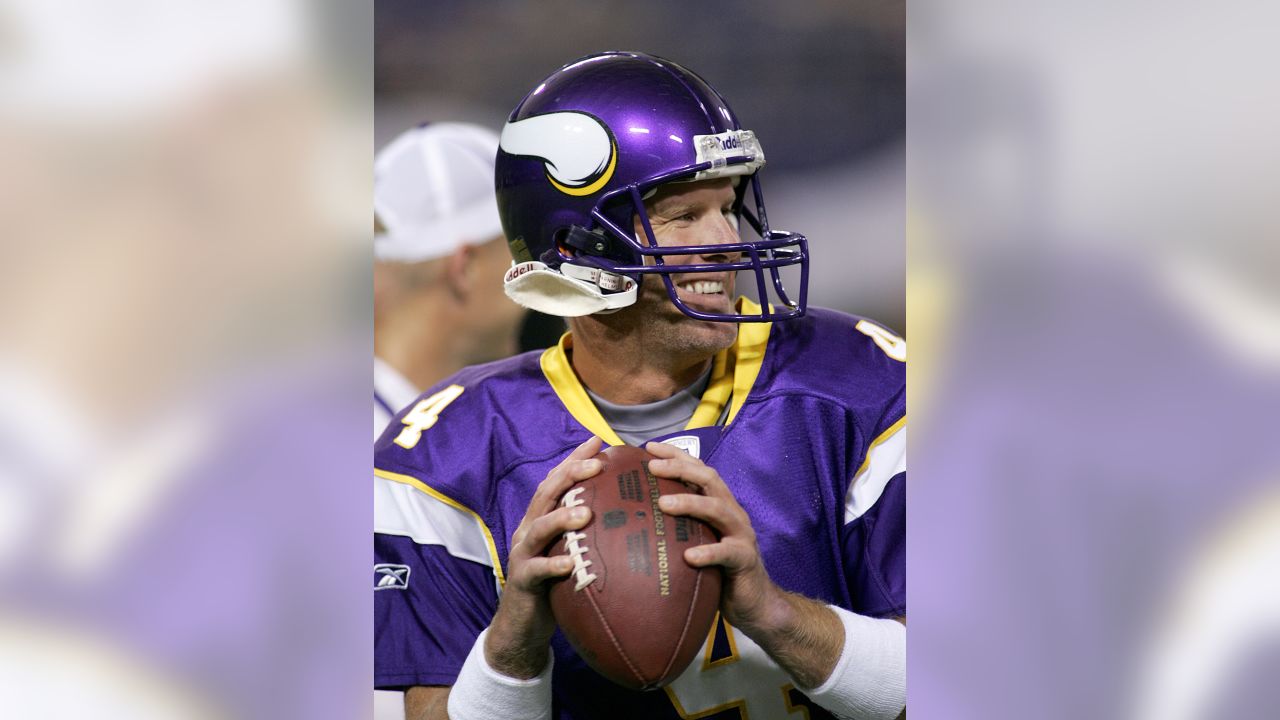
[373,301,905,719]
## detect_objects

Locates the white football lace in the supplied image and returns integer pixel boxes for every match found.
[560,486,597,591]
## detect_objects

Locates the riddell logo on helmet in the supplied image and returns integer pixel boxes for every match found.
[505,262,540,282]
[718,136,741,150]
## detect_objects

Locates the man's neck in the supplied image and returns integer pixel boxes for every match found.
[567,319,719,405]
[374,307,467,392]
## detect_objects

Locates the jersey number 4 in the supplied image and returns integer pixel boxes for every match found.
[856,320,906,362]
[393,385,464,449]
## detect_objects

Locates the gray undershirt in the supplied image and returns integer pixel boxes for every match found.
[585,365,713,447]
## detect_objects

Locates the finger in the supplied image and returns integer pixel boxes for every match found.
[526,454,604,520]
[550,436,604,481]
[682,540,756,573]
[567,455,606,482]
[543,457,605,509]
[513,437,605,550]
[514,455,604,549]
[510,512,544,552]
[644,441,695,469]
[511,519,530,551]
[514,504,592,559]
[567,435,605,462]
[531,436,601,501]
[643,440,691,461]
[512,554,576,589]
[646,453,729,498]
[657,493,747,536]
[643,441,709,472]
[647,456,718,486]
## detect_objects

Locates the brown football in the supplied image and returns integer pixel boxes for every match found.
[548,444,722,690]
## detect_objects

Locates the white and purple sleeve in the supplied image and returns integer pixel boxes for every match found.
[841,417,906,618]
[374,470,502,689]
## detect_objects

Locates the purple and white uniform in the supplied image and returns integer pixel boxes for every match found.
[373,299,905,719]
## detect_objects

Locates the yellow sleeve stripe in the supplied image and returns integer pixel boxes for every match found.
[374,467,506,588]
[852,415,907,481]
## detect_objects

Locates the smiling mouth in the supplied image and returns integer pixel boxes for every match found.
[676,280,725,295]
[670,276,734,312]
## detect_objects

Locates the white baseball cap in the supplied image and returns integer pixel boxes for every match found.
[1,0,307,118]
[374,122,504,263]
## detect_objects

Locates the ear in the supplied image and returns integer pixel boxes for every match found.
[372,262,397,317]
[444,244,476,302]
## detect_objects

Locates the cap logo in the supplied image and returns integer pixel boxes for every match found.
[500,112,617,196]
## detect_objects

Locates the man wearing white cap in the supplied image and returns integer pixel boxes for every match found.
[373,122,526,438]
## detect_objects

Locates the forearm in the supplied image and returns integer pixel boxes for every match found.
[481,584,560,676]
[738,589,845,689]
[803,605,906,720]
[405,686,450,720]
[740,589,906,720]
[484,599,555,679]
[448,628,554,720]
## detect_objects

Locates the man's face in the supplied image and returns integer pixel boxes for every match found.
[627,177,741,353]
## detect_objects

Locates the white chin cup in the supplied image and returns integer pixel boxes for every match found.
[503,261,638,317]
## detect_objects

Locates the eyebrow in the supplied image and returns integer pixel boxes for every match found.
[654,201,695,217]
[652,197,735,217]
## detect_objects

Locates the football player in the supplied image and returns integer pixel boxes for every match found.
[374,122,526,437]
[374,52,905,720]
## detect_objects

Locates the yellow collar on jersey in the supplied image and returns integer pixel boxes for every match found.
[540,296,772,446]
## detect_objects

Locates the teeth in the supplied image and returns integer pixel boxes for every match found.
[679,280,724,295]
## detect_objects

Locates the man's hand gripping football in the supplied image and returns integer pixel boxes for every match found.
[644,440,846,690]
[484,436,604,679]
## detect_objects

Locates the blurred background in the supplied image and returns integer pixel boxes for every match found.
[0,0,372,717]
[908,1,1280,718]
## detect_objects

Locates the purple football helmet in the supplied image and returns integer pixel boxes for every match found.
[496,51,808,323]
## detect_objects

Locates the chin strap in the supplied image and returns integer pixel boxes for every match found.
[503,261,638,317]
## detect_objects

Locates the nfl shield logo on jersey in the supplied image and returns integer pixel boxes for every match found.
[374,564,411,590]
[661,435,702,459]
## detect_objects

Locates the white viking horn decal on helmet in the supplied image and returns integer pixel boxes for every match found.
[500,112,617,196]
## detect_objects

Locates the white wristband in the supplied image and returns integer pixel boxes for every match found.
[804,606,906,720]
[446,628,554,720]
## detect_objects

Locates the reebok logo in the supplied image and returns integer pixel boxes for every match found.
[374,564,411,590]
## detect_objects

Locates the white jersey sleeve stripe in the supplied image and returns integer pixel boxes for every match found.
[845,418,906,524]
[374,468,506,586]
